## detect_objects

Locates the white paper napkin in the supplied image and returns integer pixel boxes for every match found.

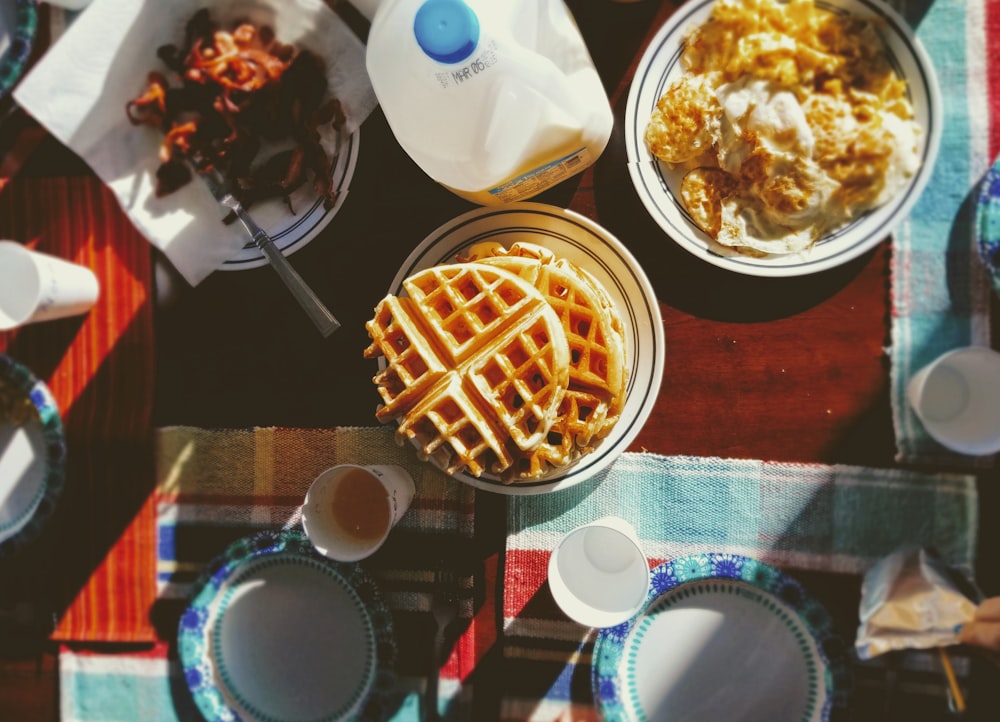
[14,0,377,286]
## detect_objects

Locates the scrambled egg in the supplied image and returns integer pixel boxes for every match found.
[646,0,921,255]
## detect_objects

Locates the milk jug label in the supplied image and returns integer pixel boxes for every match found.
[432,39,500,89]
[488,147,592,203]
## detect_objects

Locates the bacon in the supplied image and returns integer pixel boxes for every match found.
[126,9,342,210]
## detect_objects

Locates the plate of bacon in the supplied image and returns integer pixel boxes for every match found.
[12,0,376,285]
[125,5,360,270]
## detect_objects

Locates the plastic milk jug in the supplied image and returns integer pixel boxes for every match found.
[365,0,613,205]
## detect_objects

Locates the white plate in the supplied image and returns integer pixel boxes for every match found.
[593,554,851,722]
[12,0,371,285]
[219,126,360,270]
[624,0,942,277]
[0,354,65,557]
[383,202,665,495]
[178,528,395,722]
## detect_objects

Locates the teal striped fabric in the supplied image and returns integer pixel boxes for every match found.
[508,454,978,574]
[60,646,197,722]
[502,452,978,721]
[60,645,426,722]
[890,0,996,467]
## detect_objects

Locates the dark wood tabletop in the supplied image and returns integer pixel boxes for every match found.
[0,1,998,720]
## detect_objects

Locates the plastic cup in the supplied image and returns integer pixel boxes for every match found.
[0,241,99,331]
[547,516,650,628]
[301,464,415,562]
[907,346,1000,455]
[45,0,93,8]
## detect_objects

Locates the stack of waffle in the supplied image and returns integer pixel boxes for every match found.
[364,243,627,484]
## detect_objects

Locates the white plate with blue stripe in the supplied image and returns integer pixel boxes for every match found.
[383,202,665,496]
[624,0,941,277]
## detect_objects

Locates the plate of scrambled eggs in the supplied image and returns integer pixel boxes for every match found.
[625,0,941,276]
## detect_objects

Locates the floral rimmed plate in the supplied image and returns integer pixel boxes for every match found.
[976,154,1000,296]
[0,0,36,101]
[178,527,397,722]
[624,0,941,277]
[0,354,66,558]
[592,553,852,722]
[383,202,665,496]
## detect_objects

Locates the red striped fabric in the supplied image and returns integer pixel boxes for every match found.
[0,176,156,642]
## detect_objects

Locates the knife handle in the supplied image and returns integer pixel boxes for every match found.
[239,212,341,338]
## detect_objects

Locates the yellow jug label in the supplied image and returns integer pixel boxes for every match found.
[487,147,592,203]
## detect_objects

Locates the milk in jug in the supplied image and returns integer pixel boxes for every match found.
[365,0,613,205]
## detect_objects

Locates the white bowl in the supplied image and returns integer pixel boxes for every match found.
[624,0,942,277]
[381,202,665,496]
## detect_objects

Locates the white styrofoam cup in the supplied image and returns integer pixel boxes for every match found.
[547,516,650,628]
[301,464,415,562]
[0,241,99,331]
[907,346,1000,455]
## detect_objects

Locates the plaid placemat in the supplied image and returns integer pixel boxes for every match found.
[0,175,156,642]
[61,426,491,722]
[889,0,999,467]
[500,453,978,721]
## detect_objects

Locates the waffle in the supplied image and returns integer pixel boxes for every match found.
[364,263,571,478]
[470,243,628,480]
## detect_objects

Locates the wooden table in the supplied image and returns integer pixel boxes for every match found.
[1,1,998,720]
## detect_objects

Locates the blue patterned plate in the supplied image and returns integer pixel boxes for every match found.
[0,0,36,100]
[592,553,851,722]
[976,154,1000,297]
[178,528,397,722]
[0,354,66,557]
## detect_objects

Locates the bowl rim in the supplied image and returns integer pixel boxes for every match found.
[0,0,38,101]
[975,153,1000,293]
[624,0,944,277]
[0,353,66,557]
[377,202,666,496]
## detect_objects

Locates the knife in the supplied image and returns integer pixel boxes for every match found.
[199,168,341,338]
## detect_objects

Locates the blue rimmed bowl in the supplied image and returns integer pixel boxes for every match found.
[977,154,1000,297]
[0,353,66,557]
[0,0,37,100]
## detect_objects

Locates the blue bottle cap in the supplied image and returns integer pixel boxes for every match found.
[413,0,479,64]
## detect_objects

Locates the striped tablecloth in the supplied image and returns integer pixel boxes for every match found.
[20,0,1000,718]
[888,0,1000,467]
[0,175,157,642]
[62,426,488,722]
[500,454,979,721]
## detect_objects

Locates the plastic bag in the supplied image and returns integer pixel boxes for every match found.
[856,546,979,660]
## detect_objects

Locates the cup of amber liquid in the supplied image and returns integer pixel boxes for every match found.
[301,464,415,562]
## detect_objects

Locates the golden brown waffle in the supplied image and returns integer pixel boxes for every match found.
[505,386,613,480]
[364,263,571,478]
[471,243,628,480]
